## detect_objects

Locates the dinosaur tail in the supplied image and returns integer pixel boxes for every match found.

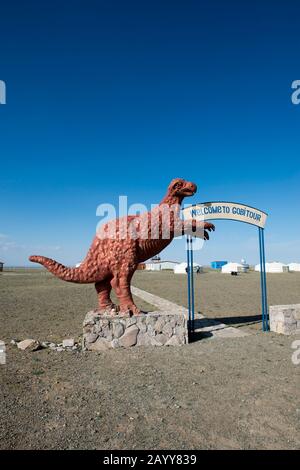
[29,255,91,283]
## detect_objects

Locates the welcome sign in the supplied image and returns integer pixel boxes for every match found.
[182,201,268,229]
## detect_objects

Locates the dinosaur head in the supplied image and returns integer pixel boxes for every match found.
[160,178,197,206]
[167,178,197,200]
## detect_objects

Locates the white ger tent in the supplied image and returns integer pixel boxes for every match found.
[221,262,243,273]
[174,262,203,274]
[255,262,289,273]
[145,261,179,271]
[288,263,300,272]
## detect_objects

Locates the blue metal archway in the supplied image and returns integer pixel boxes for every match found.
[182,202,269,334]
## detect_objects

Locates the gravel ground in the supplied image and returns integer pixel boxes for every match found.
[1,335,299,450]
[0,270,299,449]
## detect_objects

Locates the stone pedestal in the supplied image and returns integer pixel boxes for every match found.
[269,304,300,335]
[83,310,188,350]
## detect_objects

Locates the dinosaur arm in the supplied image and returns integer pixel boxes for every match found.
[173,219,215,240]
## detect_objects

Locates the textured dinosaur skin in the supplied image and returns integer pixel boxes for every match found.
[29,179,215,315]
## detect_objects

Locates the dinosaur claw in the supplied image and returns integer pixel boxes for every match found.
[204,222,215,232]
[98,304,120,316]
[119,305,141,316]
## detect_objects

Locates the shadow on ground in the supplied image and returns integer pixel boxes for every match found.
[189,314,262,342]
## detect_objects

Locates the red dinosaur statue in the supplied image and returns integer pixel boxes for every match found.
[29,178,215,315]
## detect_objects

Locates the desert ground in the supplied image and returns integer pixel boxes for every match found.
[0,269,300,449]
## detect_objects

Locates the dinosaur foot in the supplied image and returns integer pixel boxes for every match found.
[119,304,141,317]
[98,304,141,317]
[98,304,120,316]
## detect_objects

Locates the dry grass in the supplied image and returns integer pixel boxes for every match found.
[133,269,300,330]
[0,270,154,343]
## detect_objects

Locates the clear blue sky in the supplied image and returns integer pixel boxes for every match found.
[1,0,300,266]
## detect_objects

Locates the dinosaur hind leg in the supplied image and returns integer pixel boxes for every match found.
[111,272,140,316]
[95,279,119,313]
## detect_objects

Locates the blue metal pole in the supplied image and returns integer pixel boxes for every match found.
[186,236,191,328]
[261,228,269,331]
[190,236,195,332]
[259,228,266,331]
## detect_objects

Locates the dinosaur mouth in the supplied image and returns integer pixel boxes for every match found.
[183,189,195,195]
[182,185,197,196]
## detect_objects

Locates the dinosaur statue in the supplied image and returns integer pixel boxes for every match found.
[29,178,215,315]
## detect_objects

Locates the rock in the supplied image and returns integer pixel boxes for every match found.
[175,326,186,338]
[126,317,137,328]
[93,324,102,333]
[162,323,173,338]
[294,310,300,320]
[138,321,147,333]
[85,332,99,343]
[0,341,5,365]
[99,326,112,341]
[155,333,168,345]
[146,316,157,327]
[83,310,189,350]
[83,310,100,326]
[150,336,162,346]
[62,338,75,348]
[137,333,152,346]
[270,304,300,335]
[119,325,139,348]
[147,324,156,337]
[56,347,64,352]
[165,335,182,346]
[88,337,110,351]
[113,323,124,339]
[154,317,166,332]
[17,339,41,351]
[111,339,120,348]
